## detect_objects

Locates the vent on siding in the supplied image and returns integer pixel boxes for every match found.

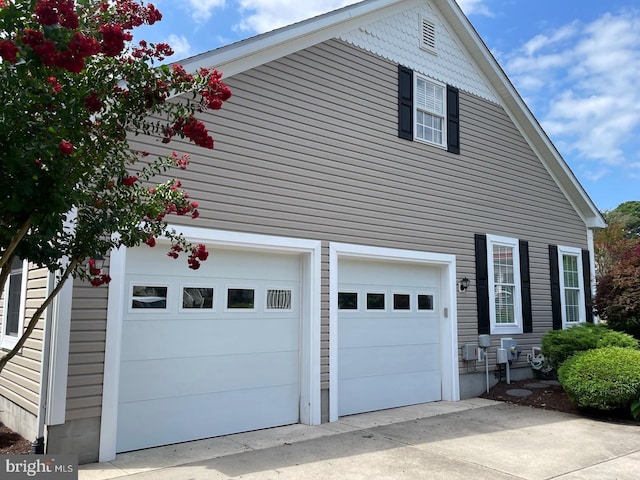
[421,18,436,52]
[267,289,292,309]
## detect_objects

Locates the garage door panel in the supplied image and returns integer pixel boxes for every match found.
[338,319,439,348]
[119,350,299,402]
[338,258,442,417]
[338,344,440,379]
[340,260,439,287]
[118,247,302,452]
[117,383,299,452]
[338,371,441,416]
[121,319,298,361]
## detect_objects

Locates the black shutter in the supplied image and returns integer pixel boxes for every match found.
[475,234,490,334]
[582,249,594,323]
[519,240,532,333]
[446,85,460,154]
[398,65,413,140]
[549,245,562,330]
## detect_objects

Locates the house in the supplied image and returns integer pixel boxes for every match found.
[0,0,605,464]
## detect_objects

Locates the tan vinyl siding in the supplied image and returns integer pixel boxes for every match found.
[0,265,48,416]
[65,278,107,420]
[70,37,589,414]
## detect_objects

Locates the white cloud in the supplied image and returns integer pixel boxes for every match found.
[234,0,359,33]
[456,0,493,17]
[503,10,640,177]
[183,0,227,22]
[165,34,192,59]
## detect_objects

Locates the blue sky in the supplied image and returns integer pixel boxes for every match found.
[138,0,640,211]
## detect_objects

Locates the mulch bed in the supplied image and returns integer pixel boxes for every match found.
[0,422,32,454]
[481,378,640,425]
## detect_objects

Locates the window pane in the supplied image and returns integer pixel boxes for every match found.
[266,289,292,310]
[338,292,357,310]
[393,294,411,310]
[132,286,167,309]
[182,287,213,309]
[5,264,22,336]
[565,289,580,323]
[495,285,515,324]
[493,245,514,283]
[563,254,579,288]
[417,294,434,310]
[227,289,255,309]
[367,293,385,310]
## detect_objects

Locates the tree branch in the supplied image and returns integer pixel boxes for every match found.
[0,213,34,270]
[0,257,80,375]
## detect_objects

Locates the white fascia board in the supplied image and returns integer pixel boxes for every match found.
[433,0,605,229]
[179,0,414,77]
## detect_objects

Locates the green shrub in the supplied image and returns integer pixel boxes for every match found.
[558,347,640,411]
[541,323,638,370]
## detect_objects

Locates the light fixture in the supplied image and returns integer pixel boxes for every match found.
[459,277,470,292]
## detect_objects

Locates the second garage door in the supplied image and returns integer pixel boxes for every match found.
[338,258,441,416]
[117,246,301,452]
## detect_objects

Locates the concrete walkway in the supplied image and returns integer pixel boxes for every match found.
[80,398,639,480]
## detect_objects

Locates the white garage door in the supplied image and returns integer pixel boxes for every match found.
[117,246,301,452]
[338,258,441,416]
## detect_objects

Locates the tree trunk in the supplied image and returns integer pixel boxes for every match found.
[0,258,80,375]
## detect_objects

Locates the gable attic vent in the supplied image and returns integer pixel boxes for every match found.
[421,18,436,52]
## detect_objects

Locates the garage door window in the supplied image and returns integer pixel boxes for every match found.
[417,294,434,310]
[393,293,411,311]
[266,289,292,310]
[132,286,168,309]
[227,288,255,309]
[366,293,385,310]
[338,292,358,310]
[182,287,214,309]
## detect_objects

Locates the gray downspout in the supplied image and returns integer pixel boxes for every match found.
[33,271,56,454]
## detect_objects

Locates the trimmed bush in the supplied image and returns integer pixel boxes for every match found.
[541,323,638,370]
[558,347,640,411]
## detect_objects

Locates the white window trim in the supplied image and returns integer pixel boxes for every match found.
[557,245,586,328]
[486,235,523,335]
[1,258,29,350]
[413,73,447,149]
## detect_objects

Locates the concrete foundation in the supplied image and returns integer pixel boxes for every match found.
[47,416,101,464]
[0,395,37,443]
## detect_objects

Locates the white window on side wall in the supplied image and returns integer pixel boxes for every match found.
[558,246,586,328]
[414,74,446,147]
[487,235,523,334]
[1,257,28,350]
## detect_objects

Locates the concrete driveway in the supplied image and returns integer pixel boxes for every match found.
[80,398,639,480]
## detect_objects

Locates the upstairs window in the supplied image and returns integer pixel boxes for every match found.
[398,65,459,153]
[415,76,446,146]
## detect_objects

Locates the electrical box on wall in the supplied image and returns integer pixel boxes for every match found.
[478,334,491,348]
[500,338,519,362]
[462,343,478,361]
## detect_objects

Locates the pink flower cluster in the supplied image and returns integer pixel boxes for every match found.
[187,244,209,270]
[0,39,18,63]
[200,69,232,110]
[87,258,111,286]
[21,28,100,73]
[111,0,163,29]
[35,0,79,29]
[59,140,74,155]
[171,151,190,170]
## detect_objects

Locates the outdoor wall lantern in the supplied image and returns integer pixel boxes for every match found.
[459,277,471,292]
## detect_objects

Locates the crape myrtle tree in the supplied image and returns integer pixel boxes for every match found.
[594,201,640,339]
[0,0,232,372]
